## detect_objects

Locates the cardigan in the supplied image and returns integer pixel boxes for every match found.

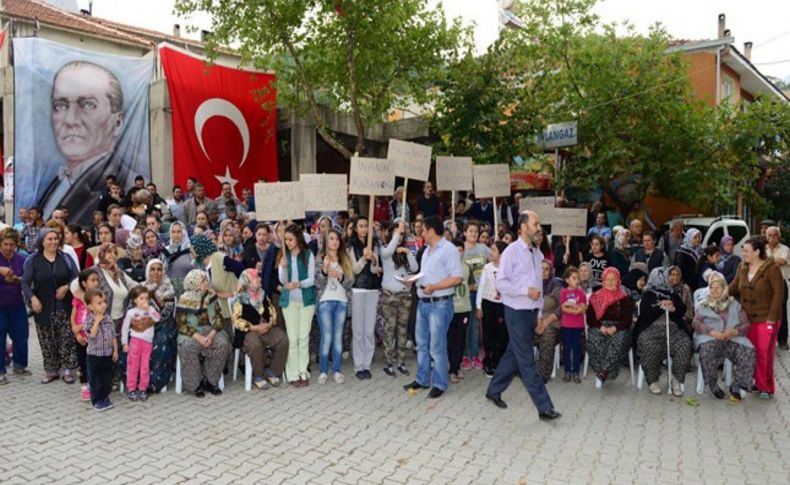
[585,296,634,332]
[728,259,784,323]
[692,300,752,350]
[21,250,78,326]
[314,257,354,310]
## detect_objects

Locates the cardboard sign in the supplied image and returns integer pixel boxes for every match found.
[551,208,588,236]
[519,196,556,224]
[436,156,473,191]
[349,156,395,196]
[300,173,348,212]
[387,139,432,181]
[472,164,510,198]
[255,182,305,221]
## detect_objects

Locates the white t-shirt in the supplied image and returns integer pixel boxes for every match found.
[320,262,347,303]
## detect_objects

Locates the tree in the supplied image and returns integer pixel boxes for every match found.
[175,0,469,159]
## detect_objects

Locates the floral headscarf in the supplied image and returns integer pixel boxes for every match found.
[236,268,264,308]
[126,235,144,261]
[589,267,628,320]
[167,221,191,253]
[143,229,165,260]
[144,258,174,305]
[645,266,674,299]
[191,234,217,260]
[701,271,731,313]
[96,242,122,283]
[177,269,210,310]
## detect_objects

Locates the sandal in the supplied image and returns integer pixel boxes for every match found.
[62,371,75,384]
[41,374,59,384]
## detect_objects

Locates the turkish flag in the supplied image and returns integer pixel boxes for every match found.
[159,45,278,198]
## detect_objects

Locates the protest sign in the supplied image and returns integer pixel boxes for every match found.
[300,173,347,211]
[255,181,305,221]
[436,156,473,191]
[472,164,510,198]
[519,196,557,224]
[551,208,588,236]
[349,156,395,196]
[387,139,432,181]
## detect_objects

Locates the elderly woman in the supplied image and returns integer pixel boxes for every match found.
[0,229,31,383]
[668,265,694,334]
[145,259,177,392]
[163,221,193,295]
[586,267,635,384]
[118,235,147,283]
[578,262,600,293]
[728,236,784,399]
[674,228,703,291]
[176,269,231,397]
[21,228,79,383]
[534,260,562,382]
[609,229,632,276]
[693,272,755,402]
[717,236,741,284]
[635,267,691,397]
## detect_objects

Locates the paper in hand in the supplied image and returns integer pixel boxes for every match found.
[395,273,423,284]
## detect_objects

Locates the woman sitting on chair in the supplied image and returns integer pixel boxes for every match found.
[586,267,634,385]
[232,269,288,390]
[635,267,691,397]
[692,272,755,403]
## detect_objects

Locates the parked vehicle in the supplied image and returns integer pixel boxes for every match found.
[660,215,750,256]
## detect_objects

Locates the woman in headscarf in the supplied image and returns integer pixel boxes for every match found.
[142,228,166,264]
[717,235,741,284]
[21,228,79,384]
[163,221,192,296]
[145,258,177,392]
[218,224,243,262]
[635,267,691,396]
[668,265,694,334]
[622,262,649,303]
[585,267,635,384]
[577,262,600,293]
[692,272,755,402]
[232,268,288,389]
[175,269,231,397]
[118,235,147,283]
[534,260,562,382]
[674,228,703,291]
[609,229,632,277]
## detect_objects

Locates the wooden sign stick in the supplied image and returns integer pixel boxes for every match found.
[402,177,409,223]
[493,196,499,241]
[451,191,456,228]
[367,195,375,250]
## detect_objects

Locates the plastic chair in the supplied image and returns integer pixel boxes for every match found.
[232,348,253,392]
[695,357,734,395]
[175,355,224,394]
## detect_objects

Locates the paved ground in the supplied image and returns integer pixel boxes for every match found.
[2,327,790,485]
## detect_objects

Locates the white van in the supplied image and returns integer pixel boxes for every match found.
[661,215,750,256]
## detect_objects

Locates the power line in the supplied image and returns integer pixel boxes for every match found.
[754,28,790,48]
[753,58,790,66]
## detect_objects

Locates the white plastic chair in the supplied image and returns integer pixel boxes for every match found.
[175,355,224,394]
[232,348,253,392]
[695,357,734,395]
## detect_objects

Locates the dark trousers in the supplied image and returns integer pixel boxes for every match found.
[561,328,584,374]
[447,312,469,374]
[76,342,88,384]
[779,280,788,346]
[481,300,508,370]
[486,307,554,414]
[87,355,113,405]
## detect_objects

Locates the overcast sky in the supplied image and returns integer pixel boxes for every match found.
[80,0,790,80]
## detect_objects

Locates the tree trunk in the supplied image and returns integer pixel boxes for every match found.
[345,23,367,156]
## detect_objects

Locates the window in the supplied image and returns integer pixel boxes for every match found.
[728,225,748,244]
[722,77,736,105]
[708,227,724,247]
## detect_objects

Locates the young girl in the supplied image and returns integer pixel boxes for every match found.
[449,239,474,383]
[346,217,380,381]
[462,221,490,372]
[84,289,118,411]
[121,286,161,401]
[560,267,587,383]
[70,269,100,401]
[475,241,507,377]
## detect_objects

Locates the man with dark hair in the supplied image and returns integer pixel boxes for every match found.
[182,183,209,225]
[403,215,462,399]
[633,230,668,272]
[166,185,185,223]
[20,207,44,253]
[485,211,561,421]
[145,183,166,208]
[215,182,241,216]
[413,181,443,219]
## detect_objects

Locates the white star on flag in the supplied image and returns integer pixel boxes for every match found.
[215,165,239,192]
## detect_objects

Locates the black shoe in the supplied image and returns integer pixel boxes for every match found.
[484,367,495,378]
[210,386,222,396]
[355,371,366,381]
[194,390,205,398]
[710,383,725,400]
[397,364,409,376]
[383,366,396,377]
[403,380,429,391]
[539,410,562,421]
[486,395,507,409]
[428,387,444,399]
[363,370,372,379]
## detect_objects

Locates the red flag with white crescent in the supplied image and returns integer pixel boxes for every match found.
[159,45,278,198]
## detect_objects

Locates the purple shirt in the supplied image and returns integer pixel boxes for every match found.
[0,252,25,308]
[495,236,544,311]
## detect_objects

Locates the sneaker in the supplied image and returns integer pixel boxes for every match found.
[449,373,460,384]
[484,367,495,378]
[757,391,772,400]
[93,400,112,412]
[80,385,91,401]
[254,377,270,390]
[461,357,472,370]
[138,391,148,402]
[12,368,32,376]
[648,383,662,395]
[573,374,582,384]
[563,372,572,382]
[334,373,345,384]
[396,364,409,376]
[383,366,396,377]
[318,373,328,385]
[472,356,483,370]
[355,371,366,381]
[671,378,684,397]
[128,391,139,401]
[103,399,114,410]
[456,369,465,379]
[0,374,7,385]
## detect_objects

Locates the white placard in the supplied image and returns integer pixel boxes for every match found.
[387,139,432,181]
[472,164,510,198]
[436,156,473,191]
[536,121,578,149]
[349,156,395,196]
[519,196,556,224]
[551,208,588,236]
[255,182,305,221]
[300,173,348,212]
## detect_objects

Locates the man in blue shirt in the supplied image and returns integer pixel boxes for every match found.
[587,211,612,242]
[403,216,462,398]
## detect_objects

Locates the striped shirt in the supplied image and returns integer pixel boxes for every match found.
[85,313,116,357]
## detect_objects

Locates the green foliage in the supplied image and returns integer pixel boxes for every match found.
[174,0,469,158]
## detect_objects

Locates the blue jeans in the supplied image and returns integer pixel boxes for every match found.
[464,291,480,358]
[561,327,584,374]
[416,298,454,390]
[317,300,347,374]
[0,304,29,374]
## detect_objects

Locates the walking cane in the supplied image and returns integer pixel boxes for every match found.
[665,308,672,395]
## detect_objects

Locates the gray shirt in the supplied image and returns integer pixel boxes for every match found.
[418,238,463,298]
[380,232,418,293]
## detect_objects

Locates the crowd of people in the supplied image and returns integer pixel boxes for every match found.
[1,176,787,416]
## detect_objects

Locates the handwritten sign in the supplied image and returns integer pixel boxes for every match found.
[472,164,510,198]
[300,173,347,212]
[255,182,305,221]
[436,156,473,191]
[349,156,395,196]
[551,208,588,236]
[519,196,556,224]
[387,139,432,181]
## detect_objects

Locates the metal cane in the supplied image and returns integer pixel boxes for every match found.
[665,309,672,395]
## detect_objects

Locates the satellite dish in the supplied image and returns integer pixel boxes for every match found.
[499,0,516,11]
